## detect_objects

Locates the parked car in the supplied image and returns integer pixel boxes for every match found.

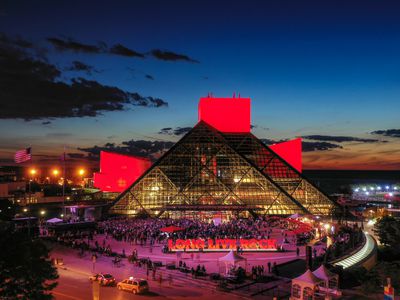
[117,277,149,294]
[89,273,116,286]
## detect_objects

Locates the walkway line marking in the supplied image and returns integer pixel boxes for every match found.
[52,291,83,300]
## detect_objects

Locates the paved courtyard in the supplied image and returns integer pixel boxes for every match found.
[50,227,326,299]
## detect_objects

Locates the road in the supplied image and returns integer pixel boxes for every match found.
[51,246,249,300]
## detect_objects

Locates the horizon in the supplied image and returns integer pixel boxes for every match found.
[1,0,400,170]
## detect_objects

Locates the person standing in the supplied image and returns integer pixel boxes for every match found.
[168,274,173,286]
[158,273,163,286]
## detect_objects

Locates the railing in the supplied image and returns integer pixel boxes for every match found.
[332,232,377,269]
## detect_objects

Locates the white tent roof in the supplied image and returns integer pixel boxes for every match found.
[313,265,337,280]
[46,217,63,223]
[218,250,246,263]
[293,269,324,285]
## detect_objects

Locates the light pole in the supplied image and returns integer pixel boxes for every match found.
[78,168,85,187]
[28,168,37,204]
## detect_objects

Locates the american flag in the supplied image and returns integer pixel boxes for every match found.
[14,147,32,163]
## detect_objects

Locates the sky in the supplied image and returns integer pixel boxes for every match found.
[0,0,400,170]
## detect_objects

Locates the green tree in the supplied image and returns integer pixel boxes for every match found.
[360,267,382,294]
[373,216,400,249]
[0,199,16,221]
[0,221,58,299]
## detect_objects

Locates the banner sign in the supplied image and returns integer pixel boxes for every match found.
[168,238,278,252]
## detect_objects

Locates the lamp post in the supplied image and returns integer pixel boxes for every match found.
[78,168,85,187]
[28,168,37,204]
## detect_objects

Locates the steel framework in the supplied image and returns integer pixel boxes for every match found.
[110,122,340,217]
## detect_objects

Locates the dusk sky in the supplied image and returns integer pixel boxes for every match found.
[1,0,400,170]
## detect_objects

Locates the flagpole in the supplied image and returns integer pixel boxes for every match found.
[62,146,66,220]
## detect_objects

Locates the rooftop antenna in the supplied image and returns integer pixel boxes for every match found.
[238,93,241,98]
[233,92,236,98]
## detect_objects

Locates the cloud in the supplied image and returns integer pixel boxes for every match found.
[47,37,197,64]
[78,139,175,160]
[150,49,199,63]
[260,138,284,145]
[0,33,33,49]
[65,61,100,75]
[67,153,86,159]
[158,126,192,136]
[371,129,400,138]
[0,37,168,120]
[109,44,144,58]
[261,138,342,152]
[42,121,51,125]
[302,141,343,152]
[145,74,154,80]
[47,37,105,53]
[303,135,381,143]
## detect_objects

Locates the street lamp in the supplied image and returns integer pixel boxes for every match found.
[78,168,85,176]
[40,210,46,216]
[28,168,38,203]
[52,169,60,176]
[78,168,85,187]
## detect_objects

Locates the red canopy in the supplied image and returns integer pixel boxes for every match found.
[160,225,184,233]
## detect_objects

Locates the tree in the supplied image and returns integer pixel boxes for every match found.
[373,216,400,249]
[0,200,17,221]
[0,221,58,299]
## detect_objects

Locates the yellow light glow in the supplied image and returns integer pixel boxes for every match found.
[324,223,330,230]
[40,210,46,215]
[29,168,37,175]
[78,168,85,176]
[23,208,28,212]
[52,169,60,176]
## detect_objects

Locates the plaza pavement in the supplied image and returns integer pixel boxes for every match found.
[51,227,326,299]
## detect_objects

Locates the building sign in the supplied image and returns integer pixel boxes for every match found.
[168,238,278,252]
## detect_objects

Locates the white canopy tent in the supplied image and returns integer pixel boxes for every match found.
[46,217,63,224]
[291,269,324,300]
[218,250,247,274]
[313,264,339,291]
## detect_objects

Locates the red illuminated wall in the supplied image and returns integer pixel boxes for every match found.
[270,138,302,173]
[93,151,152,192]
[198,97,251,132]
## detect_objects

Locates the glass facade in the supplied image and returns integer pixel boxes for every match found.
[110,122,339,217]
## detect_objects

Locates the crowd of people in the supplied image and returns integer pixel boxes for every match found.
[97,216,314,246]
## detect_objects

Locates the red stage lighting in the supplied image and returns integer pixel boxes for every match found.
[270,138,302,173]
[198,97,251,132]
[94,151,152,192]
